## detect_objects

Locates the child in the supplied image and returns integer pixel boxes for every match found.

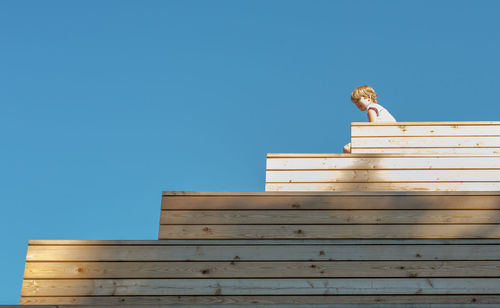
[343,85,396,153]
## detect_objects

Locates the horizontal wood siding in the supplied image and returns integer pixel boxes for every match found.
[352,148,500,154]
[21,278,500,296]
[351,122,500,137]
[266,182,500,191]
[21,239,500,304]
[159,193,500,240]
[24,260,500,279]
[26,242,500,261]
[267,156,500,169]
[161,192,500,210]
[18,295,500,305]
[351,122,500,154]
[266,155,500,191]
[353,136,500,148]
[20,191,500,305]
[161,210,500,224]
[159,224,500,239]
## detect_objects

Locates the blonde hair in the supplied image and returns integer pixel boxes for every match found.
[351,85,378,104]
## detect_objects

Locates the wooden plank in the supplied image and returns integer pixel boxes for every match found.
[266,170,500,183]
[265,182,500,191]
[352,124,500,137]
[17,301,500,308]
[352,121,500,126]
[266,157,500,170]
[27,244,500,261]
[24,304,490,308]
[161,210,500,224]
[22,304,498,308]
[351,136,500,148]
[24,261,500,279]
[15,303,500,308]
[19,295,500,305]
[21,278,500,296]
[162,194,500,210]
[27,239,500,245]
[351,148,500,154]
[267,153,500,158]
[159,224,500,240]
[162,191,500,196]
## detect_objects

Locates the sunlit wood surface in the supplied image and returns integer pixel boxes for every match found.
[21,238,500,305]
[351,121,500,154]
[266,154,500,191]
[20,191,500,305]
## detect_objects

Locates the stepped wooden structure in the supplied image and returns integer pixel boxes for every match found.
[20,121,500,307]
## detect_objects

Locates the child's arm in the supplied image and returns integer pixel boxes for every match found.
[367,109,377,122]
[367,104,381,122]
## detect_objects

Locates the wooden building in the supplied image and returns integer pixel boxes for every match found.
[20,122,500,307]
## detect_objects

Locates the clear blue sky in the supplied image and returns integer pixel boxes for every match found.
[1,0,499,303]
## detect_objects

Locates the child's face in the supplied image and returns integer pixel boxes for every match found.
[354,96,372,111]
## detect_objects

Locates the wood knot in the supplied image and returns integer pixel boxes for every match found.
[319,250,325,256]
[415,253,422,258]
[201,269,210,274]
[202,227,213,234]
[291,203,301,209]
[234,255,240,260]
[310,264,316,268]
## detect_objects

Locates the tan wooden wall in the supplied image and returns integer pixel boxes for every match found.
[266,154,500,191]
[20,239,500,306]
[351,121,500,154]
[21,192,500,305]
[159,192,500,240]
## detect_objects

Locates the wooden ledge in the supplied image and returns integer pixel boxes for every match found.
[162,191,500,196]
[267,153,500,158]
[352,121,500,126]
[28,239,500,245]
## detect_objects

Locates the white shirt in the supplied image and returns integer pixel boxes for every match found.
[367,103,396,122]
